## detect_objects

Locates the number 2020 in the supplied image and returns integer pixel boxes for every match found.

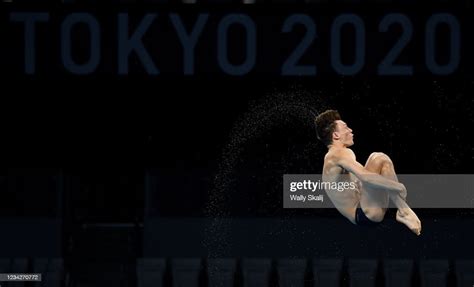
[281,13,460,76]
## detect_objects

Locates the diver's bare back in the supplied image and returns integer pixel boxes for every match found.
[322,147,360,223]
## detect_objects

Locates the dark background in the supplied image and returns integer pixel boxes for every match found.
[0,2,473,286]
[1,78,472,218]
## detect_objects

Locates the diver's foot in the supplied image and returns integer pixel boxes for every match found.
[396,208,422,236]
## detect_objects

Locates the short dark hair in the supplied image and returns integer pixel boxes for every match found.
[314,110,341,146]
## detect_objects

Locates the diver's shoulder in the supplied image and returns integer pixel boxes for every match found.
[327,147,355,159]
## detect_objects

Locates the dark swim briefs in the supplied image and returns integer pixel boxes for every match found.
[355,205,382,227]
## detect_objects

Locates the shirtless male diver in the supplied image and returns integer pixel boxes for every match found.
[314,110,422,235]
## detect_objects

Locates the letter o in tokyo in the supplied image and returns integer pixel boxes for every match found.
[61,13,101,74]
[218,14,256,76]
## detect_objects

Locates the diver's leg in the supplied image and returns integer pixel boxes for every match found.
[360,152,421,235]
[357,152,391,222]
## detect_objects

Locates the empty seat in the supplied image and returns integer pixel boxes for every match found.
[171,258,202,287]
[419,259,449,287]
[277,258,307,287]
[312,259,343,287]
[384,259,414,287]
[207,258,237,287]
[33,258,64,287]
[12,258,29,287]
[0,258,30,287]
[137,258,166,287]
[241,258,272,287]
[348,259,378,287]
[455,260,474,287]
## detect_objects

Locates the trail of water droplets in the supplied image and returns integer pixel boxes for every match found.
[203,85,329,258]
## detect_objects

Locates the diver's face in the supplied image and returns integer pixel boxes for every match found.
[334,120,354,147]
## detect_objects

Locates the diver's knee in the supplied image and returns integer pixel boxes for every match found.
[371,152,393,166]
